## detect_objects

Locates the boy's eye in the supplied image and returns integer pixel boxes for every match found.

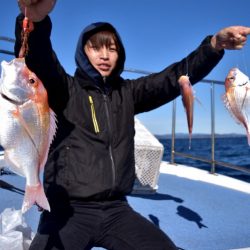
[91,46,98,50]
[109,47,117,52]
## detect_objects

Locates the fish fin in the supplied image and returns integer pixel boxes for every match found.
[188,135,192,150]
[222,92,250,144]
[38,108,57,172]
[194,96,204,108]
[247,133,250,146]
[49,108,57,146]
[191,88,204,110]
[21,183,50,213]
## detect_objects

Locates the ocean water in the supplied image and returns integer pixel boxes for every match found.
[158,136,250,183]
[1,136,250,183]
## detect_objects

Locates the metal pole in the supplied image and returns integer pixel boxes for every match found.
[0,36,15,56]
[0,49,15,55]
[210,82,215,174]
[0,36,15,43]
[123,68,248,177]
[170,99,176,164]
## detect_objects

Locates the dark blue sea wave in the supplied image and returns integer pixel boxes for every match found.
[158,136,250,183]
[1,137,250,182]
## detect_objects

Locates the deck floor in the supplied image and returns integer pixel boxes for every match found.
[1,163,250,250]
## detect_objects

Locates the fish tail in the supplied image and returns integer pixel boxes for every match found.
[247,133,250,146]
[21,183,50,213]
[188,133,192,150]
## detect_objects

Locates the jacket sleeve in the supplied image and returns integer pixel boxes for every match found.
[130,36,224,114]
[14,13,70,112]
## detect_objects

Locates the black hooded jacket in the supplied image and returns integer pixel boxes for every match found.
[15,14,224,201]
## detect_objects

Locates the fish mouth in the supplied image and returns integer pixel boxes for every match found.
[0,93,25,105]
[238,80,249,86]
[226,77,249,86]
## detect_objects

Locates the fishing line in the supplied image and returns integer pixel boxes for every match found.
[241,49,248,75]
[237,48,248,75]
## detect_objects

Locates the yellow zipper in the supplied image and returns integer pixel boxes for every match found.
[89,96,100,133]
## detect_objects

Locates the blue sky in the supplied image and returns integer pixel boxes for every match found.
[1,0,250,135]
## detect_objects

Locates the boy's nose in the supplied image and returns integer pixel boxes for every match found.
[100,47,108,59]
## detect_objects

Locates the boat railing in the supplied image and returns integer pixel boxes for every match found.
[125,68,250,176]
[1,37,250,176]
[0,36,15,56]
[170,82,250,174]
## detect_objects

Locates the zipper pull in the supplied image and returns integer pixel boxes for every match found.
[89,96,100,133]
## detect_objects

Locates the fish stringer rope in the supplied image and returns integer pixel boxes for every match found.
[19,7,34,58]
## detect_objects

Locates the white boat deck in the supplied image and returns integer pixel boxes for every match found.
[160,162,250,194]
[1,161,250,250]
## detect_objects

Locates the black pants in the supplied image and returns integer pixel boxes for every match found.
[30,199,178,250]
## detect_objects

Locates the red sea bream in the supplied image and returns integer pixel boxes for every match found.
[223,68,250,145]
[0,58,57,213]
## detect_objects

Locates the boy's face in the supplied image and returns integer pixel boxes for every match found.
[84,38,119,77]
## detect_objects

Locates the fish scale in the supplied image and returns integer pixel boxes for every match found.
[0,57,57,213]
[223,68,250,145]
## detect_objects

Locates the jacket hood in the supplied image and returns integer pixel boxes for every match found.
[75,22,126,85]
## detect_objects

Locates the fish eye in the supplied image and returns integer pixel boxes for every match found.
[29,78,36,84]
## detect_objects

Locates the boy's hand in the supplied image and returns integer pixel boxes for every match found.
[211,26,250,50]
[18,0,57,22]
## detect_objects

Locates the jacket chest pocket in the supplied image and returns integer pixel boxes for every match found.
[66,93,102,134]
